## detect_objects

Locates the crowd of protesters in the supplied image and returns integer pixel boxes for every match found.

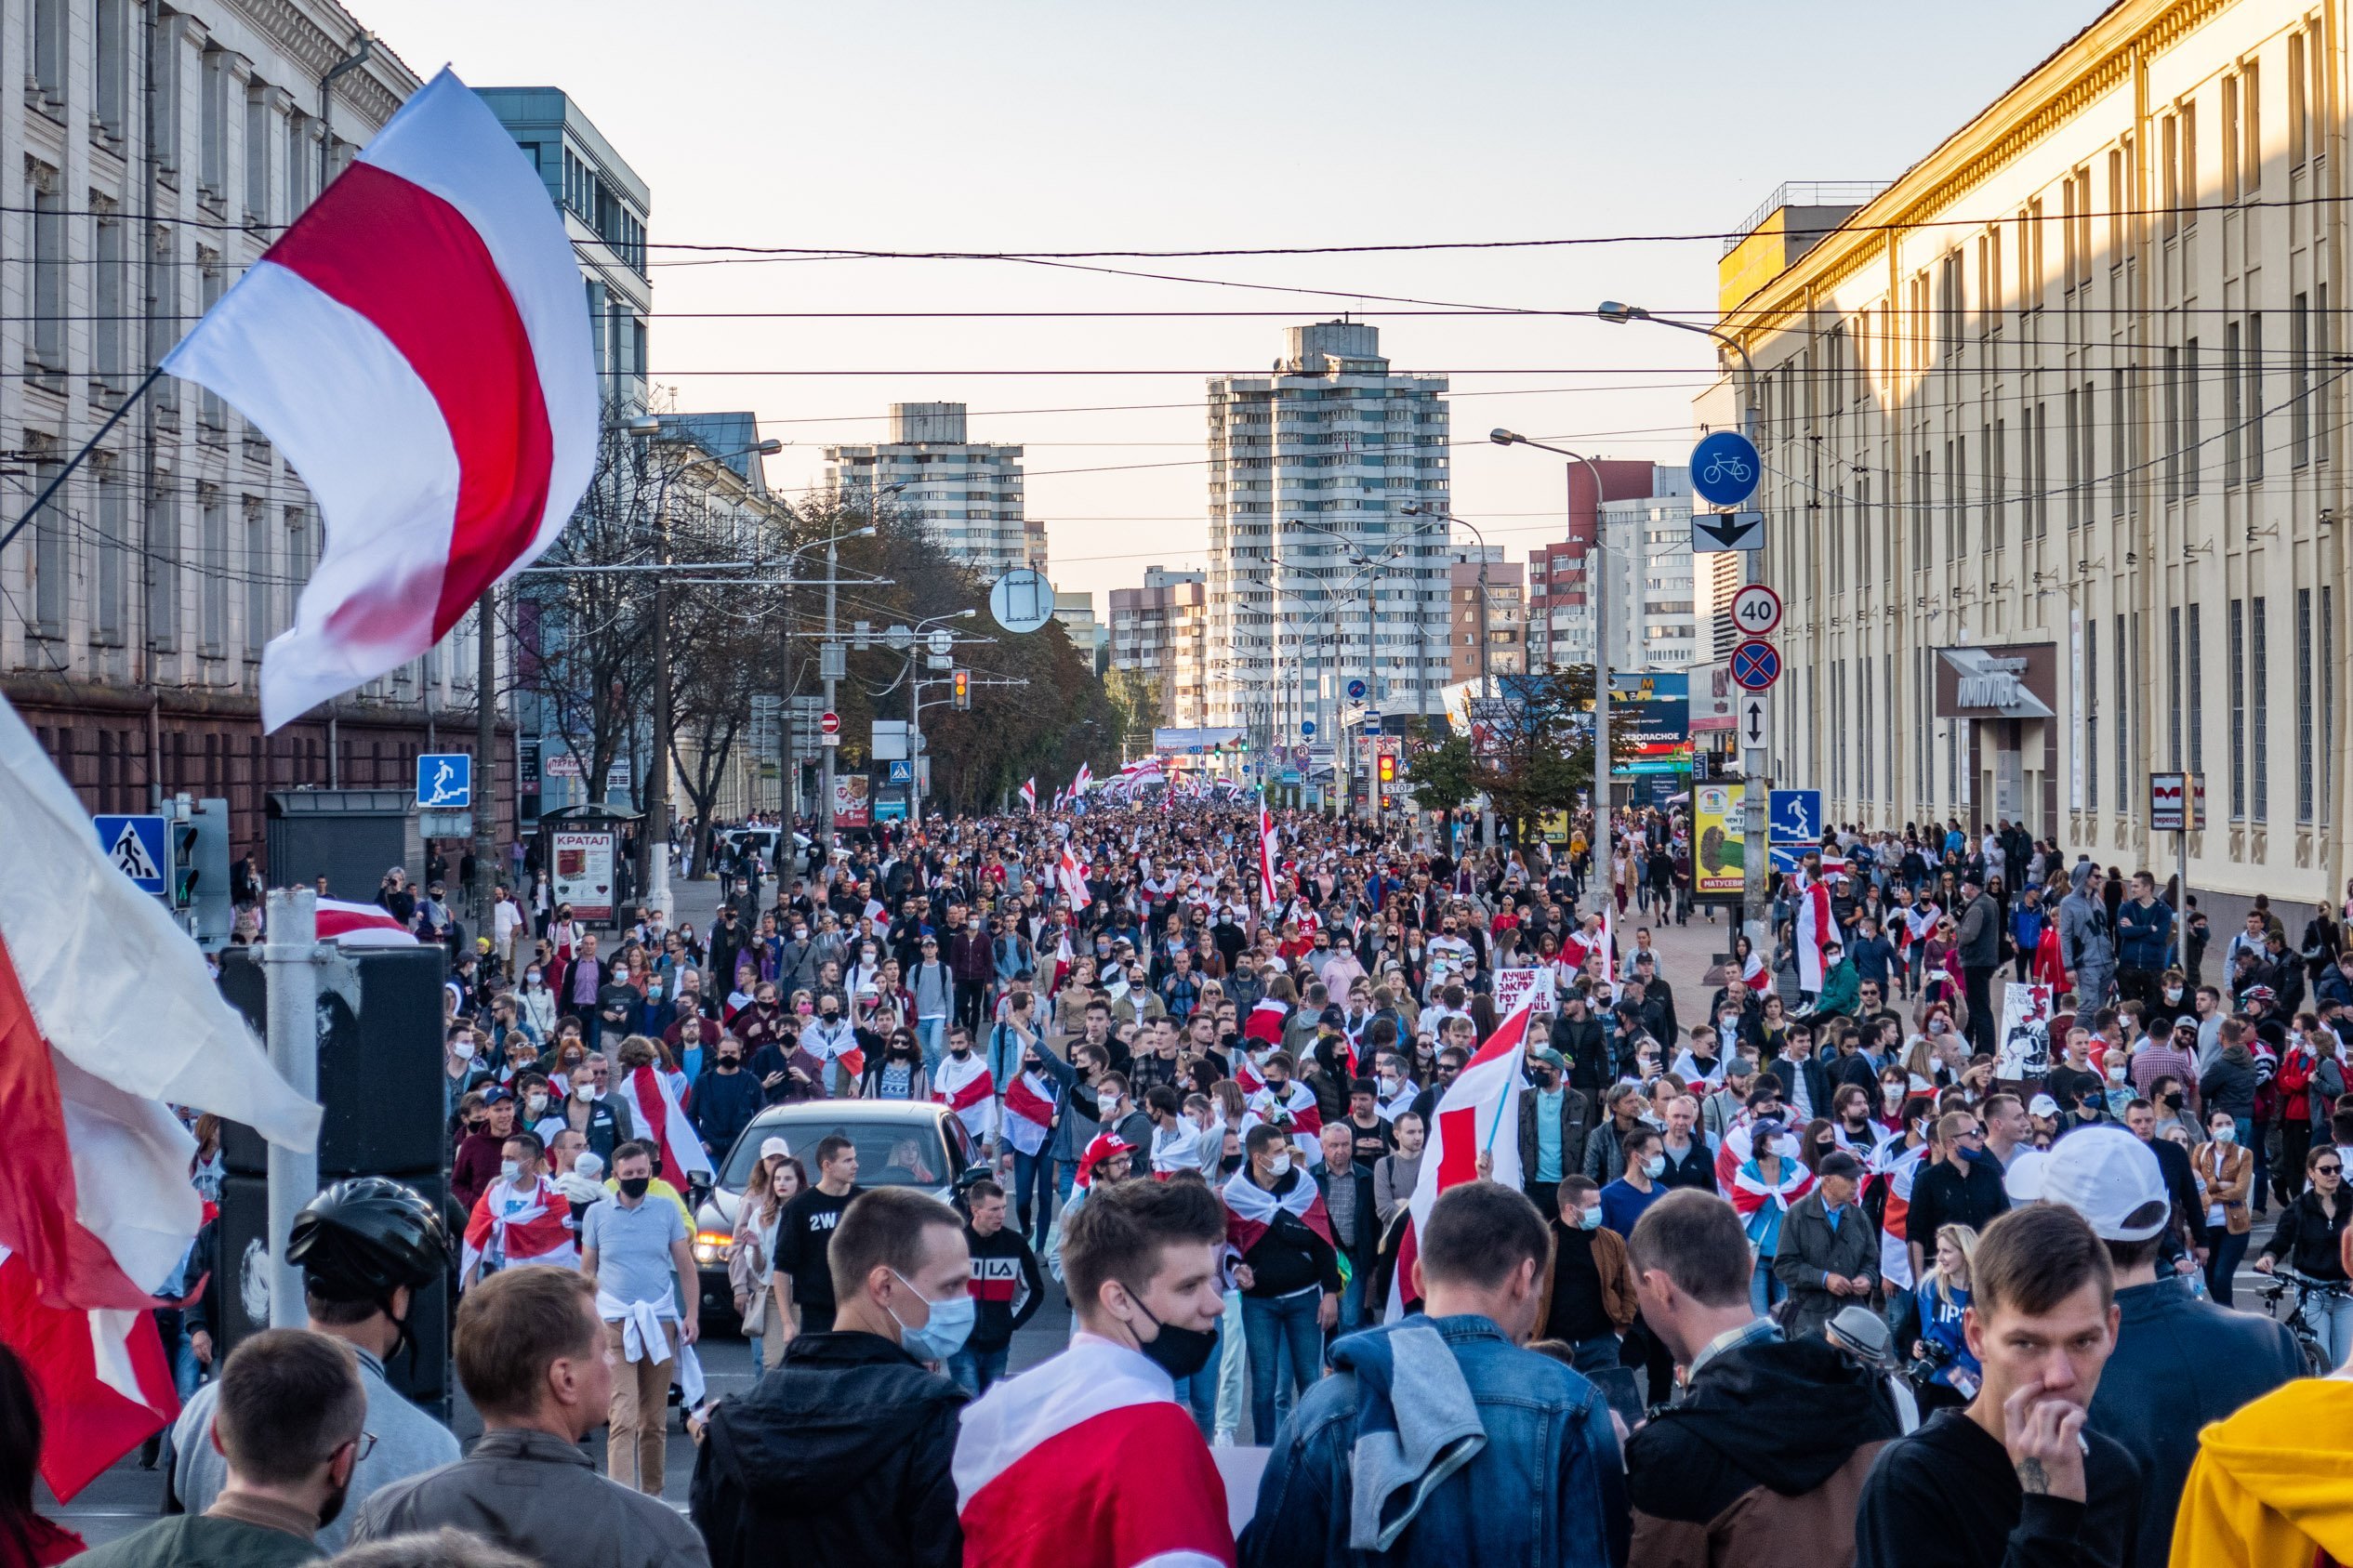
[15,792,2353,1568]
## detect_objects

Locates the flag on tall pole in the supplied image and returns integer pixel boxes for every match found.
[0,696,319,1496]
[1386,1000,1534,1319]
[160,70,597,731]
[1258,794,1279,908]
[1019,776,1037,811]
[1072,761,1094,799]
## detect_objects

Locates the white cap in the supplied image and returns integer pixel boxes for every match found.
[574,1152,605,1181]
[2028,1094,2061,1118]
[760,1136,793,1164]
[2003,1125,2171,1241]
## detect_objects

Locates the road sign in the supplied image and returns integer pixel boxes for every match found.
[884,624,914,652]
[1736,692,1771,750]
[1730,584,1783,637]
[1691,510,1765,553]
[819,710,839,735]
[1689,430,1763,507]
[1728,639,1782,691]
[1345,679,1368,701]
[988,567,1055,634]
[416,753,470,808]
[886,759,915,785]
[1768,789,1822,845]
[96,814,167,897]
[1768,842,1818,875]
[928,627,955,657]
[2149,771,2206,831]
[1300,719,1316,736]
[419,810,473,839]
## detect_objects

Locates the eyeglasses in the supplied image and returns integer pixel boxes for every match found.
[2320,1165,2345,1176]
[340,1432,379,1463]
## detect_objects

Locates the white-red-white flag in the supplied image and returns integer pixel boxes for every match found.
[612,1061,713,1191]
[0,697,319,1497]
[954,1335,1234,1568]
[934,1051,998,1144]
[1056,847,1093,912]
[1020,776,1037,811]
[1794,879,1834,995]
[315,898,418,947]
[1258,798,1279,908]
[1072,761,1094,799]
[162,70,595,731]
[459,1176,579,1281]
[1388,1000,1533,1319]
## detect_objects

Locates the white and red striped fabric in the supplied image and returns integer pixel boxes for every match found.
[1388,1001,1532,1320]
[1727,1157,1817,1223]
[458,1176,578,1281]
[1220,1166,1334,1257]
[1248,1080,1324,1166]
[1872,1140,1927,1291]
[1000,1070,1057,1158]
[1020,776,1037,811]
[935,1051,998,1144]
[1258,799,1279,908]
[1057,846,1092,912]
[954,1333,1234,1568]
[1230,1050,1265,1098]
[0,696,318,1496]
[1072,762,1094,799]
[1242,997,1289,1048]
[162,70,594,731]
[1739,949,1770,989]
[315,898,418,947]
[1794,879,1835,995]
[612,1061,713,1191]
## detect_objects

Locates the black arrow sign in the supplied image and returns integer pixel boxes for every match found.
[1744,702,1765,744]
[1696,512,1760,549]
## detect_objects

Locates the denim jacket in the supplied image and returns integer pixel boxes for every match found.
[1241,1314,1629,1568]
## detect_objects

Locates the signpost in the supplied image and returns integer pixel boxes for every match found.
[1728,639,1782,691]
[96,813,168,898]
[819,709,840,747]
[1690,510,1765,553]
[415,753,470,808]
[1689,431,1762,507]
[2150,771,2206,970]
[1345,679,1368,701]
[1730,584,1783,638]
[1736,692,1770,752]
[1768,789,1822,845]
[988,568,1055,634]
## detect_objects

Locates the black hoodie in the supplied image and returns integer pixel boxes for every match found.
[1623,1332,1901,1561]
[691,1331,967,1568]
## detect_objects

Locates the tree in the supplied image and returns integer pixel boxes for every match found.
[1468,666,1632,842]
[1408,733,1476,813]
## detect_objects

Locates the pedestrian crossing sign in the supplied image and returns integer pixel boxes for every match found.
[95,813,168,897]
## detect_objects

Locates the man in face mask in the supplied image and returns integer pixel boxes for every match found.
[954,1179,1231,1537]
[695,1188,972,1568]
[691,1030,761,1160]
[1224,1124,1342,1443]
[579,1142,698,1496]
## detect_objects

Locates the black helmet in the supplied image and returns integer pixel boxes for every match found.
[286,1177,450,1303]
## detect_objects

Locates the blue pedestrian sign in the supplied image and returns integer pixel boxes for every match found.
[1769,842,1819,876]
[1690,430,1763,507]
[886,759,915,784]
[1768,789,1823,845]
[1300,719,1316,736]
[96,814,168,897]
[416,752,471,808]
[1345,679,1368,701]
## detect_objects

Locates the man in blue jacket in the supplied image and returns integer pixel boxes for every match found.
[1240,1180,1630,1568]
[2112,872,2176,1008]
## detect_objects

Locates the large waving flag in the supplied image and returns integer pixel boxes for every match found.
[315,898,418,947]
[459,1176,579,1282]
[1019,776,1037,811]
[1794,879,1834,996]
[612,1061,713,1191]
[162,70,595,731]
[1388,1000,1533,1319]
[0,697,319,1496]
[1057,846,1093,912]
[1258,797,1279,908]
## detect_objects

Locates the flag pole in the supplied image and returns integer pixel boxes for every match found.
[0,363,168,557]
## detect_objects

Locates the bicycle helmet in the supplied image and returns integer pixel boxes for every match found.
[286,1177,450,1355]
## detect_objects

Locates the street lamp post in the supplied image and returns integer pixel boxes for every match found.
[1403,504,1497,844]
[773,524,875,832]
[1597,301,1768,955]
[907,609,978,813]
[817,483,903,850]
[1490,433,1611,916]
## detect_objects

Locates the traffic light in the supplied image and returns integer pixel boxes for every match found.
[952,667,971,710]
[171,822,202,907]
[1377,754,1396,784]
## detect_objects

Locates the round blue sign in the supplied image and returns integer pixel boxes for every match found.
[1301,720,1317,736]
[1689,430,1763,508]
[1345,679,1368,701]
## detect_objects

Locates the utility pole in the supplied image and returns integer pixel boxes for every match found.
[817,523,839,845]
[471,585,497,929]
[777,561,795,824]
[643,454,673,917]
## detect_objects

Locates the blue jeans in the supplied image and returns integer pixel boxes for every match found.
[2205,1229,2250,1308]
[948,1344,1011,1396]
[1170,1312,1223,1437]
[917,1018,946,1073]
[1243,1289,1324,1444]
[2300,1289,2353,1370]
[1010,1149,1056,1243]
[1751,1255,1788,1317]
[1570,1333,1621,1375]
[1334,1268,1366,1336]
[1054,1158,1077,1202]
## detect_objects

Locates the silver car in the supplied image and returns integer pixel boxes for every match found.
[690,1100,980,1324]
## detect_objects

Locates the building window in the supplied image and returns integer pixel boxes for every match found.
[2115,613,2129,814]
[2247,312,2265,483]
[2294,294,2312,467]
[151,18,181,175]
[201,492,228,654]
[2299,587,2315,823]
[2224,321,2242,485]
[2252,596,2269,823]
[2087,619,2099,811]
[28,174,66,376]
[2228,598,2246,818]
[29,455,65,636]
[95,0,129,138]
[146,491,178,650]
[245,83,271,225]
[197,255,226,432]
[2188,602,2204,778]
[2223,72,2242,201]
[2110,369,2127,518]
[2242,62,2261,196]
[2163,348,2181,500]
[199,47,230,203]
[2292,32,2310,166]
[2324,586,2336,827]
[2184,339,2201,496]
[96,460,126,643]
[29,0,65,106]
[93,206,126,390]
[244,503,269,658]
[2169,605,2183,768]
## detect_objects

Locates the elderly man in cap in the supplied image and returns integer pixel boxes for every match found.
[1774,1148,1879,1339]
[2009,1127,2303,1567]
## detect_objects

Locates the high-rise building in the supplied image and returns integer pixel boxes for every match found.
[1110,566,1207,728]
[825,403,1031,576]
[1205,323,1449,743]
[1053,591,1105,672]
[0,0,435,863]
[1525,462,1692,671]
[481,88,652,414]
[1447,548,1524,684]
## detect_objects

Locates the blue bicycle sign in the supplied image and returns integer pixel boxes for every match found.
[1690,431,1763,507]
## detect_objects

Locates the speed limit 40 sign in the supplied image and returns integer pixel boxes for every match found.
[1730,584,1783,638]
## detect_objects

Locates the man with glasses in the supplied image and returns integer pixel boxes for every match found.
[1902,1111,2010,1290]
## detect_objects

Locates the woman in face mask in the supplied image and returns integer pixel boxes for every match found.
[1875,1069,1910,1132]
[517,966,557,1037]
[2195,1107,2255,1305]
[862,1030,931,1103]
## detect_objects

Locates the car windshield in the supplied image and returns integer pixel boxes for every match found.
[720,1117,957,1191]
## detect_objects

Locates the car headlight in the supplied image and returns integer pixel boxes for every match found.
[693,1230,735,1266]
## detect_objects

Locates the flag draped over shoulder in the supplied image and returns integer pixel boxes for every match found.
[1219,1167,1333,1256]
[1387,1001,1532,1320]
[0,695,319,1496]
[459,1176,579,1281]
[934,1052,998,1143]
[612,1062,712,1191]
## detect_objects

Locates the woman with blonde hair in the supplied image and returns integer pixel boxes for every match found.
[1910,1221,1982,1411]
[731,1144,808,1370]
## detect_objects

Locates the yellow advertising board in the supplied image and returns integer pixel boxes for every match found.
[1692,783,1744,899]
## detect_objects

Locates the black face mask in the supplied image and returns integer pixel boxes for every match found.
[2163,1090,2186,1110]
[618,1176,653,1199]
[717,1055,740,1072]
[1129,1296,1219,1381]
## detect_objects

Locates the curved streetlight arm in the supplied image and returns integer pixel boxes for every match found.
[1596,303,1758,441]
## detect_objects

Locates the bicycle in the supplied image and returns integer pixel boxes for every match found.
[1700,453,1754,489]
[2254,1267,2346,1376]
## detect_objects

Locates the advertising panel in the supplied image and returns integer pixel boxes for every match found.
[550,830,616,922]
[1691,783,1744,900]
[832,772,872,828]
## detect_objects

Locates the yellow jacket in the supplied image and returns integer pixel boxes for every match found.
[2172,1376,2353,1566]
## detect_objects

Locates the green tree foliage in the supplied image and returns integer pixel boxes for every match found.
[1408,734,1476,813]
[1468,666,1631,840]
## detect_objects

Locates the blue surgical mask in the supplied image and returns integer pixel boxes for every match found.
[889,1271,975,1363]
[1578,1206,1604,1232]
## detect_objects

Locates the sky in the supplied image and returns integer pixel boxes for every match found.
[365,0,2106,607]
